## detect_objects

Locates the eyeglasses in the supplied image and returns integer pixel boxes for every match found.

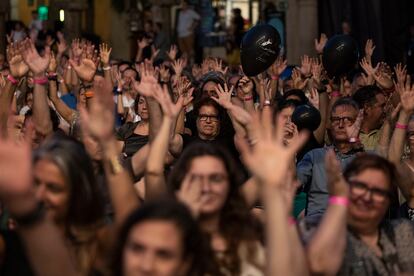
[198,114,219,122]
[349,180,390,203]
[331,116,355,126]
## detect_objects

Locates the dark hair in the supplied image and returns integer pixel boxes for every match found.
[112,200,219,276]
[123,67,139,80]
[193,97,223,121]
[352,85,383,109]
[168,143,261,274]
[272,98,301,121]
[25,107,60,132]
[283,89,308,105]
[344,154,398,189]
[33,134,105,228]
[331,97,359,115]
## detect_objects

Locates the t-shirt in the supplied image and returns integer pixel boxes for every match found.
[177,9,200,38]
[116,122,148,158]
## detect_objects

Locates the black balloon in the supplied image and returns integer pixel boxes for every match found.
[322,35,359,78]
[240,24,281,77]
[291,104,321,131]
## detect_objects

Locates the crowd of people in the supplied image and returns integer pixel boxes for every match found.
[1,5,414,276]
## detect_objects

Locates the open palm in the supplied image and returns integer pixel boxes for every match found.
[70,58,97,82]
[21,39,50,75]
[9,55,29,78]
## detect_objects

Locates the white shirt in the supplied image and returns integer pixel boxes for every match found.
[177,9,200,38]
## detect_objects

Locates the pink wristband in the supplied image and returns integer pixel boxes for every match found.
[7,74,18,85]
[271,75,279,80]
[331,91,341,97]
[288,217,297,225]
[244,96,253,101]
[329,196,349,206]
[349,137,360,143]
[33,76,48,85]
[395,123,408,130]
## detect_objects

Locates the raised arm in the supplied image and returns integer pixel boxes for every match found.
[99,43,113,86]
[145,84,184,200]
[21,39,53,137]
[80,76,139,227]
[47,52,76,123]
[388,78,414,164]
[0,127,80,276]
[306,150,348,275]
[237,111,309,276]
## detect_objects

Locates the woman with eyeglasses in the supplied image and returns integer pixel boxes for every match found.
[306,153,414,275]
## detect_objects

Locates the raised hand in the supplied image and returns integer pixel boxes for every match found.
[133,62,158,97]
[311,58,323,86]
[70,38,84,61]
[299,55,312,77]
[99,43,112,66]
[7,42,29,78]
[211,83,234,109]
[373,63,393,89]
[150,45,160,61]
[239,76,254,95]
[325,149,349,197]
[21,38,50,76]
[171,58,185,77]
[345,110,363,140]
[137,38,149,50]
[176,174,209,218]
[48,51,58,73]
[394,63,407,86]
[308,88,320,110]
[314,33,328,54]
[364,39,376,61]
[159,64,171,82]
[397,75,414,114]
[167,44,178,61]
[212,58,228,75]
[0,123,32,196]
[153,83,184,119]
[79,77,114,142]
[237,111,308,185]
[269,54,287,77]
[292,68,309,90]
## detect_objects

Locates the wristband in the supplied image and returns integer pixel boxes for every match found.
[47,72,57,77]
[244,95,253,101]
[7,74,18,85]
[263,99,271,106]
[395,123,408,130]
[67,65,72,70]
[117,87,122,93]
[349,137,360,143]
[33,76,48,85]
[329,196,349,206]
[288,217,296,225]
[103,66,111,71]
[271,75,279,80]
[331,91,341,97]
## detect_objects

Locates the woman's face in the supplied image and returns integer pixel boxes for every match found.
[123,220,188,276]
[348,168,391,232]
[187,156,229,216]
[137,96,149,120]
[34,159,70,223]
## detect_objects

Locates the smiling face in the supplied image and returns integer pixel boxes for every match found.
[186,155,229,216]
[34,159,70,224]
[347,168,391,233]
[123,220,188,276]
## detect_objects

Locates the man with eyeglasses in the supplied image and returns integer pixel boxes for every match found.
[297,97,366,220]
[352,85,387,151]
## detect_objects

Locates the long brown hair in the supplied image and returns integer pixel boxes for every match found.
[168,142,262,274]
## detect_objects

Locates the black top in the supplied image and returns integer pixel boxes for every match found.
[116,122,148,158]
[0,231,34,276]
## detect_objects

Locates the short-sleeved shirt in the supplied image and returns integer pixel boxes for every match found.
[296,146,358,219]
[359,128,381,151]
[177,9,200,38]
